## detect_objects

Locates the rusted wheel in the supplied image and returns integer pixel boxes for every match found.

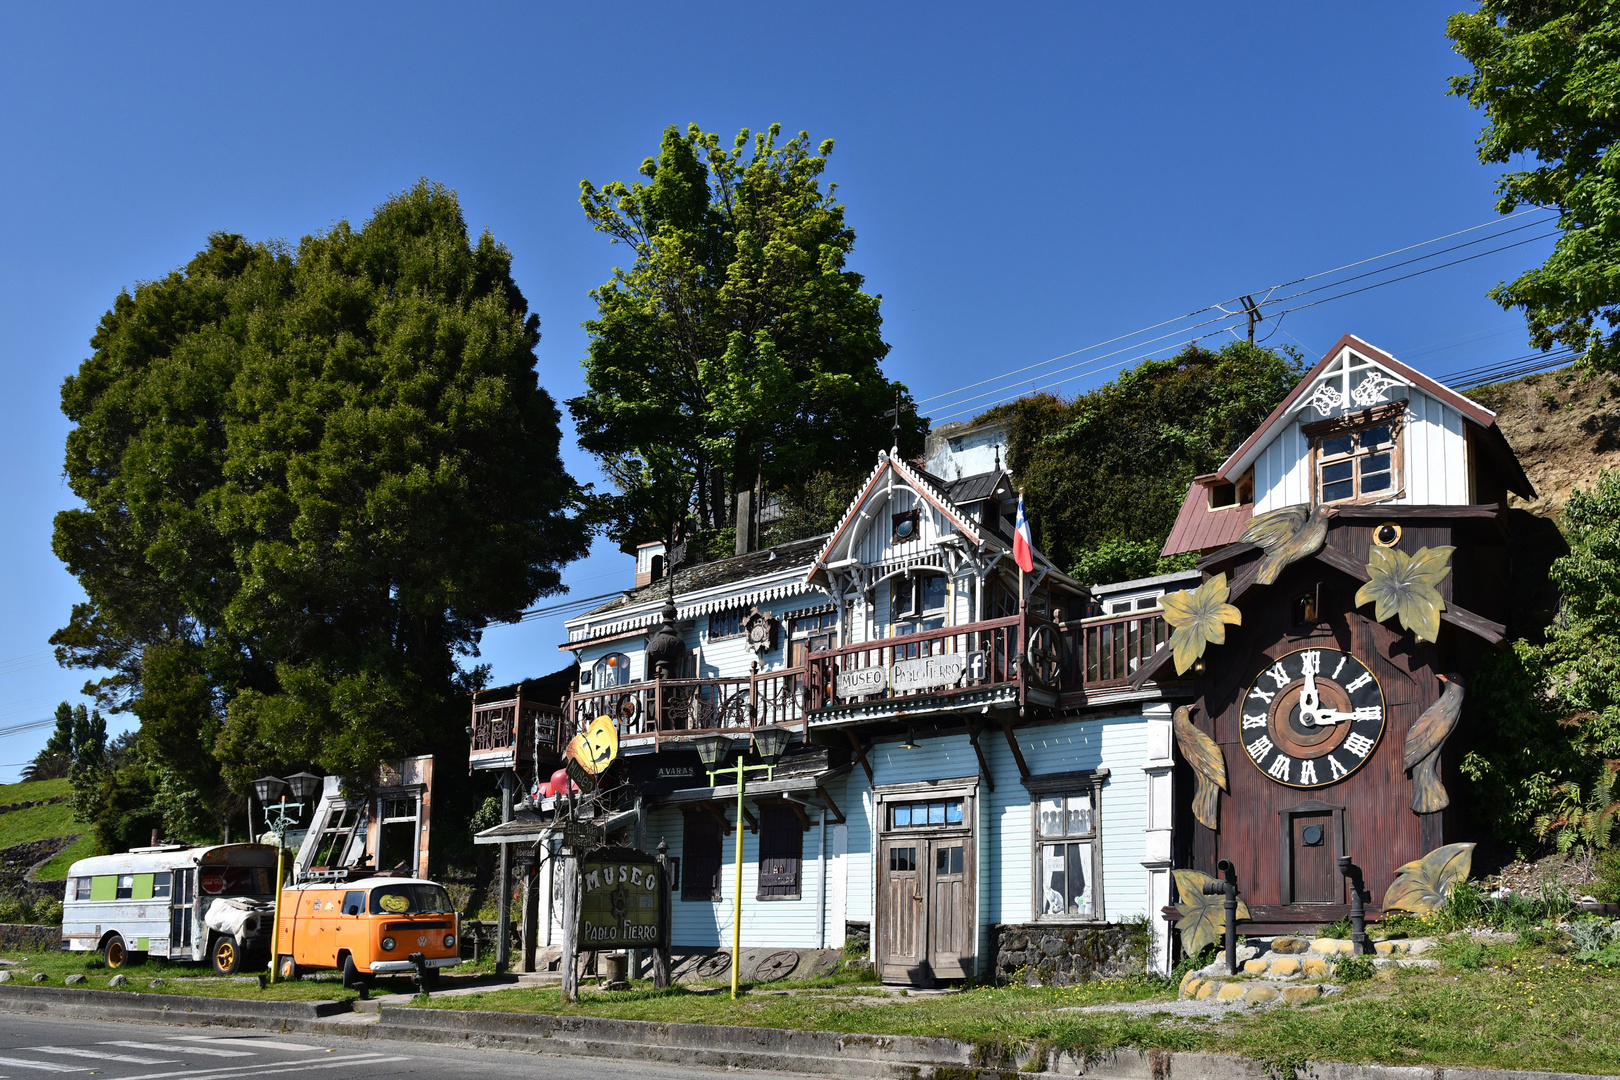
[754,950,800,983]
[695,951,731,979]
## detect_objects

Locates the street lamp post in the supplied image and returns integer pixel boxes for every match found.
[687,725,792,1000]
[252,771,321,983]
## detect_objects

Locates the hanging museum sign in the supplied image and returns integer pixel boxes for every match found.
[578,847,666,947]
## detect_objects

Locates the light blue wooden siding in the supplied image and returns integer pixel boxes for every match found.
[650,772,862,950]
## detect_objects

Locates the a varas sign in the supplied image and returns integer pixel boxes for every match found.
[578,848,665,947]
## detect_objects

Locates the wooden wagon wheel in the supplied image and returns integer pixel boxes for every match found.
[753,950,800,983]
[695,951,732,979]
[1024,624,1063,688]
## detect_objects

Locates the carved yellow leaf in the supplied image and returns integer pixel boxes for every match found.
[1160,573,1242,675]
[1381,842,1475,914]
[1354,545,1454,643]
[1171,869,1251,957]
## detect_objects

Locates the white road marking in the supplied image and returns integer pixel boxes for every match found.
[168,1039,324,1052]
[29,1048,177,1064]
[0,1058,88,1073]
[105,1043,254,1058]
[117,1053,411,1080]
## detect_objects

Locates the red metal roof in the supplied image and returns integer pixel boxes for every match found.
[1161,477,1253,558]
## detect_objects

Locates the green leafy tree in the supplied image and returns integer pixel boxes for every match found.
[1448,3,1620,372]
[24,702,106,783]
[52,180,587,844]
[573,123,925,552]
[983,340,1304,580]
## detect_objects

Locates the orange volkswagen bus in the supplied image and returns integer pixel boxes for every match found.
[274,877,460,988]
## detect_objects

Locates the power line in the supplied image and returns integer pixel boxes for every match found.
[912,209,1558,418]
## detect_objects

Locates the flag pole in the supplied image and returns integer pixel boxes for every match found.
[1018,488,1026,613]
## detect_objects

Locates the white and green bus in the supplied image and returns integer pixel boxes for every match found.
[62,843,278,973]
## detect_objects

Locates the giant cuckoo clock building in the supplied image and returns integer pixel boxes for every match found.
[1147,334,1532,934]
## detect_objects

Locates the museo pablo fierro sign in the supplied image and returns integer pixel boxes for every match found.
[835,652,973,698]
[579,847,665,947]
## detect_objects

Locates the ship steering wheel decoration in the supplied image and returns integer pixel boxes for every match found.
[1239,648,1386,788]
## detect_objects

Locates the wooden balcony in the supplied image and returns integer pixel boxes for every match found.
[468,689,566,771]
[565,666,806,750]
[527,609,1172,759]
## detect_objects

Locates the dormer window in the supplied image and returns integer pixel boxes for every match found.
[1304,403,1404,506]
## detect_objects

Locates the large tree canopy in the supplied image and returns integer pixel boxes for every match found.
[983,341,1304,583]
[572,123,924,552]
[53,181,587,840]
[1449,2,1620,372]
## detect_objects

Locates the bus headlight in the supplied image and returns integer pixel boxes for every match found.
[381,937,396,952]
[443,934,455,949]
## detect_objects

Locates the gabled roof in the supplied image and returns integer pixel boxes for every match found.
[808,451,984,581]
[1219,334,1533,498]
[942,469,1012,505]
[1160,475,1254,558]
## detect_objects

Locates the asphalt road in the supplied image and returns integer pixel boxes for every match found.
[0,1015,813,1080]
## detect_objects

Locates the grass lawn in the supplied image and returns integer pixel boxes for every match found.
[405,935,1620,1076]
[0,777,89,882]
[0,949,358,1002]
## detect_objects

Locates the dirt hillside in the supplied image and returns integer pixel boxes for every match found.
[1470,366,1620,517]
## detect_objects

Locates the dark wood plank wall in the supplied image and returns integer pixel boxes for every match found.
[1191,521,1455,927]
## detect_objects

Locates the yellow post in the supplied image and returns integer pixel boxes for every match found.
[267,799,286,984]
[731,762,744,1000]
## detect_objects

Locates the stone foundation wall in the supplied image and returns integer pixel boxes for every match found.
[991,922,1147,985]
[0,924,61,952]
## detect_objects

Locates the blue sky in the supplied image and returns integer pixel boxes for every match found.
[0,2,1552,779]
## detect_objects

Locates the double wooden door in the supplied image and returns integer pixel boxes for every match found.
[877,834,973,984]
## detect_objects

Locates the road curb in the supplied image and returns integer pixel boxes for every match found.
[0,985,1610,1080]
[0,984,350,1022]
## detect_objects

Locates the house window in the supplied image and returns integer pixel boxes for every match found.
[757,803,803,899]
[681,813,723,902]
[892,510,921,544]
[594,652,632,687]
[891,572,947,635]
[708,609,745,640]
[1026,770,1107,921]
[891,799,964,828]
[1308,409,1403,506]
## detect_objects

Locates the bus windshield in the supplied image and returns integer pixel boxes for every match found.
[198,866,272,897]
[369,884,452,915]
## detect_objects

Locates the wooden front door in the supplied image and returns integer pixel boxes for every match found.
[878,840,924,982]
[876,784,977,985]
[929,840,972,978]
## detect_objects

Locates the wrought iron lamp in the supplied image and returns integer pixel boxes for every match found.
[683,725,796,999]
[252,772,317,984]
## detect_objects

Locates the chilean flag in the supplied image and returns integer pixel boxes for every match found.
[1012,492,1035,574]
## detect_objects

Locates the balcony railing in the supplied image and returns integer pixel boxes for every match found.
[468,691,565,771]
[510,608,1172,759]
[566,665,804,749]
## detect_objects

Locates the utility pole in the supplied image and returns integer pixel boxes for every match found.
[1240,295,1264,344]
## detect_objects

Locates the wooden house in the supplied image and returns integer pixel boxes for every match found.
[1146,334,1533,936]
[480,439,1198,983]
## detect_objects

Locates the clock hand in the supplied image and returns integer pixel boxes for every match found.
[1312,708,1355,725]
[1299,663,1320,726]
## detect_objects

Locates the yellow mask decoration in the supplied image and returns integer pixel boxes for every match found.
[566,715,619,775]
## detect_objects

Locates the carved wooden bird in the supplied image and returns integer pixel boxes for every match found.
[1403,673,1465,814]
[1173,705,1228,831]
[1239,503,1332,586]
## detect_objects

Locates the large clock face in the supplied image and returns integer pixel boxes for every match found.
[1239,648,1386,789]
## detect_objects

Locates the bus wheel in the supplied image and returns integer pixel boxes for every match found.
[104,934,128,970]
[277,954,299,981]
[210,934,242,976]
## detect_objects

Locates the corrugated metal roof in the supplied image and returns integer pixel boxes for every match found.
[1161,480,1253,557]
[942,469,1009,505]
